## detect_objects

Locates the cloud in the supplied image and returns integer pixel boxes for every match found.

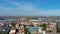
[0,5,60,16]
[0,6,12,11]
[0,0,48,16]
[9,2,21,6]
[38,10,60,16]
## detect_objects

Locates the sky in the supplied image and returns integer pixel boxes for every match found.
[0,0,60,16]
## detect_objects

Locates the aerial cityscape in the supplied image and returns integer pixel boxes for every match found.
[0,0,60,34]
[0,16,60,34]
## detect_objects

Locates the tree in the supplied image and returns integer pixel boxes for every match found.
[40,24,46,31]
[30,23,34,26]
[56,22,60,33]
[24,25,31,34]
[11,23,15,27]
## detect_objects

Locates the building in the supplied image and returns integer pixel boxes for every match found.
[26,26,42,34]
[17,26,25,34]
[9,27,16,34]
[46,22,55,31]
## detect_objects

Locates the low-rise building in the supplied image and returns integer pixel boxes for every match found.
[46,22,55,31]
[26,26,42,34]
[17,26,25,34]
[9,27,16,34]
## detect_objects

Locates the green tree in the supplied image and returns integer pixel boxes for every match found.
[30,23,34,26]
[40,24,46,31]
[11,23,15,27]
[24,25,31,34]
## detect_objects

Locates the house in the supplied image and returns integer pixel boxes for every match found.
[16,23,20,29]
[17,26,25,34]
[46,22,55,31]
[26,26,42,34]
[0,22,4,27]
[9,27,16,34]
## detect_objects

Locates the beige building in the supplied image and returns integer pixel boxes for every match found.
[9,27,16,34]
[17,26,25,34]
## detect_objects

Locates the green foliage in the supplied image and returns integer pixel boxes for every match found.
[30,23,34,26]
[57,29,60,33]
[0,18,5,20]
[27,31,31,34]
[24,25,31,34]
[56,22,60,33]
[6,27,12,34]
[40,24,46,31]
[11,23,15,27]
[46,30,52,32]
